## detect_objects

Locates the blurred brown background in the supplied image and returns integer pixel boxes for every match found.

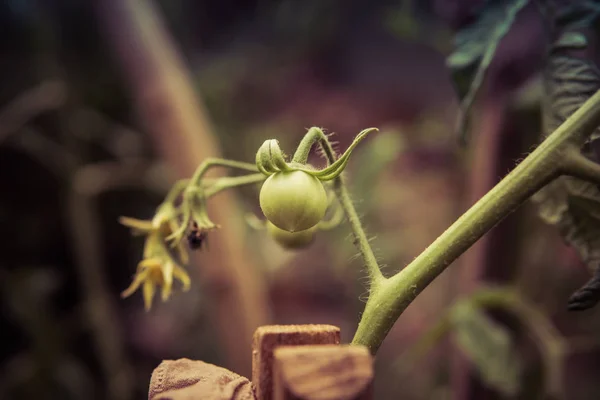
[1,0,600,399]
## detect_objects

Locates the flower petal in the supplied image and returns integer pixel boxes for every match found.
[121,269,150,298]
[169,219,190,264]
[138,258,161,270]
[143,280,156,311]
[161,262,174,301]
[119,216,154,235]
[173,265,191,292]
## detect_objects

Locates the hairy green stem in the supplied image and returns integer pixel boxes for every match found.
[292,127,323,164]
[333,180,385,285]
[205,173,266,197]
[290,127,378,181]
[189,158,258,186]
[308,128,384,285]
[166,166,262,243]
[317,194,345,231]
[164,179,189,204]
[562,144,600,184]
[353,89,600,353]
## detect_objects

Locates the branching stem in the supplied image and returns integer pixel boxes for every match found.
[205,174,266,197]
[189,158,258,186]
[299,127,384,285]
[352,89,600,353]
[561,144,600,184]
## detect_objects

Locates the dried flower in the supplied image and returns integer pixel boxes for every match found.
[121,256,191,311]
[119,206,192,310]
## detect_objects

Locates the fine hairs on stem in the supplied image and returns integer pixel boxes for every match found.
[294,127,385,286]
[122,89,600,357]
[351,89,600,353]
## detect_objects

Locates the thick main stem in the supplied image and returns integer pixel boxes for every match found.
[353,89,600,353]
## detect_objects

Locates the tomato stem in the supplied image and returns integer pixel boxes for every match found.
[352,89,600,353]
[303,127,385,285]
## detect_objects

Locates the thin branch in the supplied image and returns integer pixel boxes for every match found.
[204,174,265,197]
[297,127,384,285]
[72,160,169,196]
[561,145,600,185]
[353,89,600,353]
[0,81,66,145]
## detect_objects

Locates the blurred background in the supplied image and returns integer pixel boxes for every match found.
[1,0,600,399]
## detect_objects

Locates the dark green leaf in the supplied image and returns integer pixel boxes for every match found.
[534,56,600,266]
[532,52,600,310]
[553,32,587,51]
[451,302,522,396]
[351,129,404,202]
[554,1,600,32]
[541,57,600,139]
[447,0,530,142]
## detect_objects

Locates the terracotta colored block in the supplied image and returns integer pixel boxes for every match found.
[252,325,341,400]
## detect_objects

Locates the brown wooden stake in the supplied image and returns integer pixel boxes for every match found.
[252,325,341,400]
[273,345,373,400]
[94,0,271,377]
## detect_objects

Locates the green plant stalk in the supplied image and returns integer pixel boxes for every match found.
[204,173,266,197]
[317,192,345,231]
[167,163,261,241]
[562,144,600,184]
[163,179,190,204]
[189,158,258,186]
[333,179,385,285]
[352,89,600,353]
[292,127,325,164]
[298,127,384,285]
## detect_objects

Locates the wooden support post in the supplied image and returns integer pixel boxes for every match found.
[273,345,374,400]
[252,325,341,400]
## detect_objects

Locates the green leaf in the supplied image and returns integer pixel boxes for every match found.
[350,128,404,205]
[554,1,600,32]
[541,56,600,142]
[553,32,587,51]
[451,302,522,396]
[447,0,530,142]
[532,53,600,309]
[534,56,600,266]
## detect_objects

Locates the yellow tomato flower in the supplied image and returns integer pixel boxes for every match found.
[119,206,192,310]
[121,257,191,311]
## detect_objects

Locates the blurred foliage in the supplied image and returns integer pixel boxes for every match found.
[3,0,600,399]
[531,5,600,311]
[451,302,522,396]
[447,0,530,142]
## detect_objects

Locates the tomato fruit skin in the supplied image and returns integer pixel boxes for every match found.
[267,221,316,249]
[259,170,327,232]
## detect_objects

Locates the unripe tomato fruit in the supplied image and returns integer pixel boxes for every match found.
[259,170,327,232]
[267,221,316,249]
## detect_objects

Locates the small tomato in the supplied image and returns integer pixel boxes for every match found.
[267,221,316,249]
[259,170,327,232]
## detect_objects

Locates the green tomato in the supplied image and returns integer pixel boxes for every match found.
[267,221,316,250]
[259,170,327,232]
